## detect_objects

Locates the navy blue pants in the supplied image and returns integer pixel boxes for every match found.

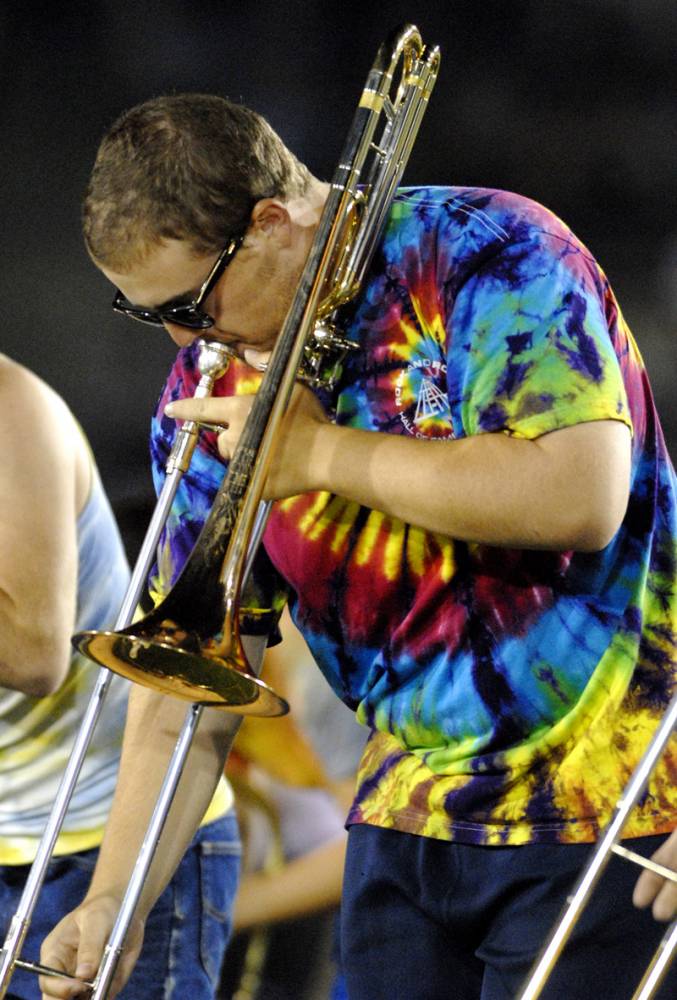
[341,825,676,999]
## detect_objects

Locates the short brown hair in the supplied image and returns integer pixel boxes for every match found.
[83,93,312,270]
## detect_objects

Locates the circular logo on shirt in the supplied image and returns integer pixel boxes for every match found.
[394,359,453,439]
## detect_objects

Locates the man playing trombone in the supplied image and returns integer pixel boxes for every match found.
[40,92,675,999]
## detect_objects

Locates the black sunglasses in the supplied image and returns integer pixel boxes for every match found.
[112,233,245,330]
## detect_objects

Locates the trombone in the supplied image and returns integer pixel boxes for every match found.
[518,692,677,1000]
[0,23,440,997]
[71,22,440,713]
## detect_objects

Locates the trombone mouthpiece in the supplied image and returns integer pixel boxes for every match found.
[196,338,233,380]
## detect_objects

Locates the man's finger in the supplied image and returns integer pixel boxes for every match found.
[633,868,663,909]
[165,396,217,420]
[243,348,270,370]
[40,904,111,998]
[165,395,254,423]
[633,844,677,921]
[652,879,677,921]
[39,974,91,999]
[39,922,81,997]
[38,960,91,999]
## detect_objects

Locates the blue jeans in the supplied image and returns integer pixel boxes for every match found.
[341,824,677,1000]
[0,811,240,1000]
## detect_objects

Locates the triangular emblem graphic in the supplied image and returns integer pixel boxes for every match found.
[414,377,451,424]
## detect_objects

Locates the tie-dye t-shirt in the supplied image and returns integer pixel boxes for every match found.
[151,186,676,846]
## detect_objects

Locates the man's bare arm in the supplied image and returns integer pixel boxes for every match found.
[0,356,89,695]
[168,384,632,553]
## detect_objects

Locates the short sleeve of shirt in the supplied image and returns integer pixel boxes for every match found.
[445,232,632,440]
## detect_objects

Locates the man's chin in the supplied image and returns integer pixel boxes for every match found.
[202,328,241,353]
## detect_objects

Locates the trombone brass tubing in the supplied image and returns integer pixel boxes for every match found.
[0,339,232,998]
[74,351,289,716]
[72,23,440,714]
[632,921,677,1000]
[612,844,677,885]
[12,25,440,997]
[14,959,94,990]
[82,548,270,997]
[88,702,205,999]
[517,692,677,1000]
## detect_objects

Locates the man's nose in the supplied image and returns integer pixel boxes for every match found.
[162,321,200,348]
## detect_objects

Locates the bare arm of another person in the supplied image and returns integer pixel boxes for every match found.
[233,620,356,933]
[233,834,347,932]
[0,356,90,695]
[233,768,357,931]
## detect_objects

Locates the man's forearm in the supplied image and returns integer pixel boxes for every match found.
[85,684,241,918]
[304,418,631,552]
[85,630,269,916]
[168,391,632,553]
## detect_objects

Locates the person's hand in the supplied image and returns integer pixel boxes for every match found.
[39,895,145,999]
[632,828,677,922]
[164,347,331,500]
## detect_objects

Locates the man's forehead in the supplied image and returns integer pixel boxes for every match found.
[100,239,211,307]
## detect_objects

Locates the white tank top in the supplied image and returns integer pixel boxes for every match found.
[0,467,130,862]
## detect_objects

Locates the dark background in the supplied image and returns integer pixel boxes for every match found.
[2,0,676,543]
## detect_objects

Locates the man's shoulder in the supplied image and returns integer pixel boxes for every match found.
[392,185,579,247]
[0,353,80,444]
[0,353,47,405]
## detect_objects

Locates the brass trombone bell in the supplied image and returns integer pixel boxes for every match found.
[74,625,289,716]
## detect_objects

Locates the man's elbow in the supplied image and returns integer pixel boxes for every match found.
[540,419,632,553]
[571,515,624,552]
[28,636,72,695]
[20,673,63,698]
[0,637,71,697]
[0,663,63,697]
[567,482,630,553]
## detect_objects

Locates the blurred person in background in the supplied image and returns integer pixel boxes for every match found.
[222,610,365,999]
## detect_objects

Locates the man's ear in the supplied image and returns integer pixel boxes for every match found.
[249,199,292,246]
